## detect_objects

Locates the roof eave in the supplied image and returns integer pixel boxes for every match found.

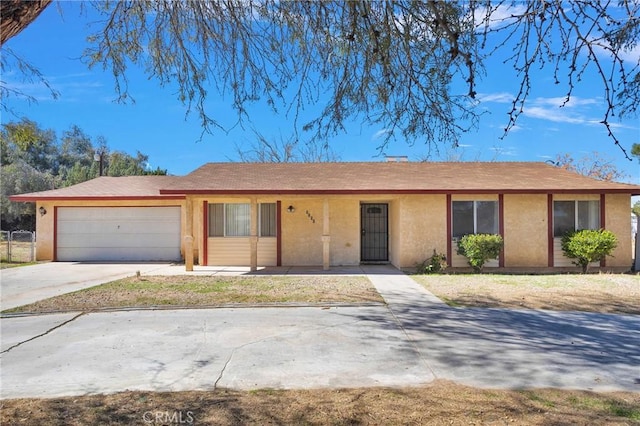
[9,195,186,202]
[160,188,640,195]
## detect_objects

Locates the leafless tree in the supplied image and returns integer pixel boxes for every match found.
[235,131,339,162]
[549,152,629,181]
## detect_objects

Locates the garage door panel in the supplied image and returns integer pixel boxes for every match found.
[58,207,180,220]
[57,247,180,262]
[56,207,181,262]
[58,221,180,235]
[59,234,179,248]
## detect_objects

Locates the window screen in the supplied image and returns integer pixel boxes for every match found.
[208,203,224,237]
[452,201,474,238]
[260,203,277,237]
[476,201,499,234]
[577,200,600,230]
[452,201,498,238]
[554,200,600,237]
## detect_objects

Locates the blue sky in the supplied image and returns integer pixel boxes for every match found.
[2,2,639,182]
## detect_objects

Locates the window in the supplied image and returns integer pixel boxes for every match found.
[553,200,599,237]
[260,203,276,237]
[452,201,498,239]
[209,203,276,237]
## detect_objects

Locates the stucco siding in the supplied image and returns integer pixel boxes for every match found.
[388,199,401,267]
[281,198,324,265]
[503,194,548,267]
[605,194,632,267]
[327,198,360,266]
[35,202,54,261]
[395,195,447,269]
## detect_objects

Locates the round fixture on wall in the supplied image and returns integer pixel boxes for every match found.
[287,205,295,213]
[39,206,47,216]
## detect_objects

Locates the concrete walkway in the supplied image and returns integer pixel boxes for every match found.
[363,265,640,392]
[1,264,639,399]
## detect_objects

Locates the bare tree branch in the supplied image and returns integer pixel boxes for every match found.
[2,1,638,157]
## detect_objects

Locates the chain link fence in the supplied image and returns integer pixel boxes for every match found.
[0,230,36,264]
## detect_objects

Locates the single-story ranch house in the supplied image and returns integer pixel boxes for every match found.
[10,161,640,272]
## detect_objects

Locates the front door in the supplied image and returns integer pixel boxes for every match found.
[360,203,388,262]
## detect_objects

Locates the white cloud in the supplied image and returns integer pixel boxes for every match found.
[474,4,528,30]
[478,92,513,103]
[371,128,392,140]
[524,106,587,124]
[531,96,598,108]
[619,45,640,63]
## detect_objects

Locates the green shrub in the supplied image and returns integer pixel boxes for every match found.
[416,250,447,274]
[456,234,503,273]
[561,229,617,273]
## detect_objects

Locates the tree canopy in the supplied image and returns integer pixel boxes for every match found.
[1,118,167,230]
[1,1,638,156]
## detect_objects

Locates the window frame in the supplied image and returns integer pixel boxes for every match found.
[451,200,499,239]
[208,203,277,238]
[553,200,600,237]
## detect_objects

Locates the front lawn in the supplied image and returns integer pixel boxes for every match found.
[2,275,382,314]
[413,273,639,314]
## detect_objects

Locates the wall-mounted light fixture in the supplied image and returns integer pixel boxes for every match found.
[39,206,47,216]
[287,205,295,213]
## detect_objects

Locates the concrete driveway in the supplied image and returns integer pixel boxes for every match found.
[0,262,177,310]
[1,265,639,399]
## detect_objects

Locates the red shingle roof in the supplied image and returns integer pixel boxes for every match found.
[9,176,184,201]
[159,162,640,195]
[9,162,640,201]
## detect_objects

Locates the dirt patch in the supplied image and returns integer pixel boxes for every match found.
[2,381,638,425]
[3,275,383,314]
[413,273,640,314]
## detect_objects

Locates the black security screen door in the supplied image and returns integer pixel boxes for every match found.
[360,203,389,262]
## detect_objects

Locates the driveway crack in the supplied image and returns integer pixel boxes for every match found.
[1,312,86,354]
[214,350,234,389]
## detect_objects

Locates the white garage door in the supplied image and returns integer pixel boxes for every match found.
[57,207,181,261]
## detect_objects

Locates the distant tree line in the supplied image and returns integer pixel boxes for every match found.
[1,118,167,231]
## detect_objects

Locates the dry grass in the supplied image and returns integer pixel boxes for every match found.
[2,275,383,314]
[1,381,638,425]
[0,240,34,266]
[413,273,640,314]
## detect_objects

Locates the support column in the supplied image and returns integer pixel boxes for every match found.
[322,198,330,270]
[250,198,258,272]
[184,198,194,271]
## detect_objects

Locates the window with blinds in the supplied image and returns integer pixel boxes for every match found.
[209,203,276,237]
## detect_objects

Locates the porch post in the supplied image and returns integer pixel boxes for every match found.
[250,198,258,271]
[322,198,330,270]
